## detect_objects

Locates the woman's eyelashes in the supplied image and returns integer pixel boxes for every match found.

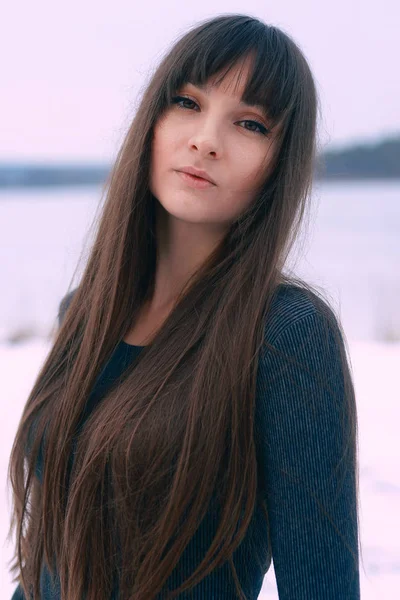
[170,96,270,136]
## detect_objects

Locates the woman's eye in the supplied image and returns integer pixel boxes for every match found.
[240,120,270,136]
[171,95,198,110]
[171,96,270,137]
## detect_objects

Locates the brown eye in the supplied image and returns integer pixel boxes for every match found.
[239,120,270,136]
[171,96,198,110]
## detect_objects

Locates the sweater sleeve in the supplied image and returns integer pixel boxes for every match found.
[10,584,26,599]
[255,311,360,599]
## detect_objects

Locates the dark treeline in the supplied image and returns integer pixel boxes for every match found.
[315,134,400,180]
[0,164,108,189]
[0,134,399,189]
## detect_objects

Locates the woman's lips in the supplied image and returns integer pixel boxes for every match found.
[176,170,216,189]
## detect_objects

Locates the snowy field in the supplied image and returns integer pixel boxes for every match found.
[1,337,399,598]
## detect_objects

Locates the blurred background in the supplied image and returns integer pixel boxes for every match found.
[1,1,399,598]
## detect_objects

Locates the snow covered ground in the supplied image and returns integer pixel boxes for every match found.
[1,337,399,598]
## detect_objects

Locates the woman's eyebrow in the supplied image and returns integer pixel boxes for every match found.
[186,81,268,116]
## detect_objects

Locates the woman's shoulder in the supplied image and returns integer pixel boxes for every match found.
[264,282,341,346]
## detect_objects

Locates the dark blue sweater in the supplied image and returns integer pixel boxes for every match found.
[12,284,360,599]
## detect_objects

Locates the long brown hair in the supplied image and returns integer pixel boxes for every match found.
[7,14,362,599]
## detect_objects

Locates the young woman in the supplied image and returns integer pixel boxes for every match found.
[7,14,361,600]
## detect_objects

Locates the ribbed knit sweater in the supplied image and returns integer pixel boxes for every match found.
[11,283,360,599]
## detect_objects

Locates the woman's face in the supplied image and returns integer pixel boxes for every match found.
[149,60,279,230]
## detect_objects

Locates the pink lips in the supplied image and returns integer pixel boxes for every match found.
[177,166,216,185]
[175,170,215,189]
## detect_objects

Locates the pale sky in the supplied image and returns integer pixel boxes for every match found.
[1,0,398,163]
